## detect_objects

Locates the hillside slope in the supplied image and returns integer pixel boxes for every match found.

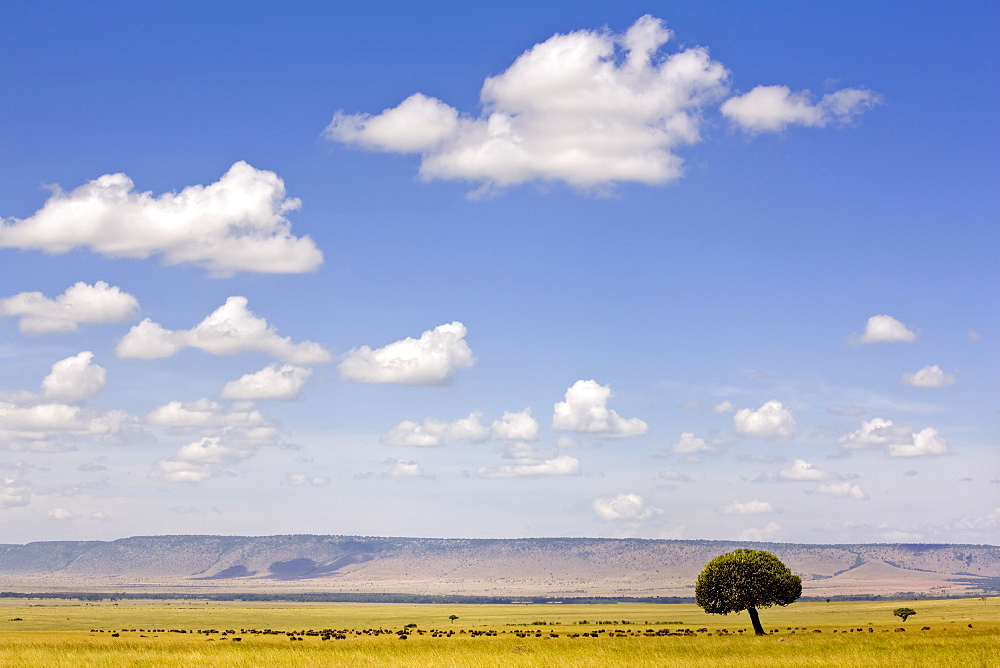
[0,535,995,597]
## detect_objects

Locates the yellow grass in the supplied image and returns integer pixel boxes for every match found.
[0,597,996,666]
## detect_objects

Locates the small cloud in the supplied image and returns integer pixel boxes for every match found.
[221,364,313,400]
[382,458,425,478]
[592,493,662,521]
[47,507,76,520]
[889,427,948,458]
[148,406,283,483]
[881,529,923,542]
[733,400,795,441]
[381,412,488,447]
[679,399,702,410]
[670,432,714,455]
[89,511,111,522]
[41,352,107,404]
[739,521,780,541]
[490,408,540,441]
[900,365,955,388]
[0,364,148,450]
[0,281,139,335]
[839,418,948,457]
[814,481,868,500]
[284,473,329,486]
[477,454,580,478]
[0,478,32,508]
[552,380,648,438]
[720,499,775,515]
[711,400,737,413]
[658,470,691,483]
[767,458,830,482]
[146,398,270,431]
[851,314,917,345]
[338,322,475,386]
[722,85,880,134]
[117,297,331,364]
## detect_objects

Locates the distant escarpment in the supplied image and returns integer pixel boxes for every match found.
[0,535,996,598]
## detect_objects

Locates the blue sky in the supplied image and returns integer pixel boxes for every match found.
[0,1,996,545]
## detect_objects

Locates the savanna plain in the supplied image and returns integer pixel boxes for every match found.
[0,597,996,667]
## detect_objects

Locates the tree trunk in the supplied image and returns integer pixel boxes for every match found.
[747,606,765,636]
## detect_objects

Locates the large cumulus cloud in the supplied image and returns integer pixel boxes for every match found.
[0,162,322,276]
[327,15,877,194]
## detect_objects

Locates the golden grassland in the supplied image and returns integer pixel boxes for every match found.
[0,597,996,667]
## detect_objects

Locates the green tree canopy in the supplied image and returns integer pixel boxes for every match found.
[695,548,802,635]
[893,607,916,622]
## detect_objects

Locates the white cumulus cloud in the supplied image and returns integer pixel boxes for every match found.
[711,400,737,413]
[552,380,648,438]
[41,352,107,404]
[778,459,829,482]
[151,423,281,484]
[733,400,795,440]
[146,398,270,431]
[722,85,880,134]
[888,427,948,458]
[220,363,313,400]
[147,398,284,483]
[338,322,475,386]
[477,454,580,478]
[815,481,868,500]
[327,16,730,192]
[0,162,321,276]
[383,458,425,478]
[671,432,714,454]
[0,353,146,451]
[852,314,917,344]
[116,296,331,365]
[839,418,948,457]
[47,507,76,520]
[0,404,146,451]
[489,408,540,441]
[900,365,955,388]
[720,499,774,515]
[384,408,541,446]
[739,521,781,541]
[381,412,488,447]
[592,492,661,521]
[0,281,139,335]
[327,16,877,194]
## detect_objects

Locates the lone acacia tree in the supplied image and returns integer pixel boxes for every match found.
[695,548,802,636]
[893,607,916,622]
